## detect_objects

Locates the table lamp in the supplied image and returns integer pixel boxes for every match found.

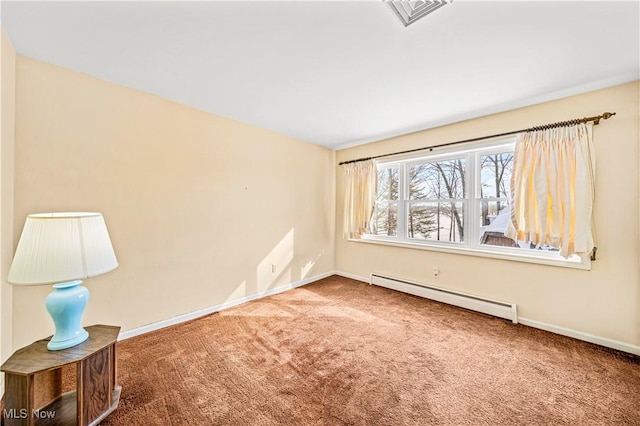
[7,212,118,351]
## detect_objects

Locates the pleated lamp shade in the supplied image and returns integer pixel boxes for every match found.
[8,212,119,285]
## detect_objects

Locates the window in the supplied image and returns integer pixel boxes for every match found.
[362,138,587,268]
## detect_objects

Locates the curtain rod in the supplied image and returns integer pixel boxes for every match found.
[338,111,616,166]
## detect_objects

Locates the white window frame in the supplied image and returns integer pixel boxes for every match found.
[358,137,590,270]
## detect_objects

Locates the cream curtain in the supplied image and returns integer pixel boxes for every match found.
[343,160,378,239]
[506,123,596,258]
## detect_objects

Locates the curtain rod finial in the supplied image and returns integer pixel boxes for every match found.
[594,112,616,126]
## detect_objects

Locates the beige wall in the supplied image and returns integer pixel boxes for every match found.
[336,81,640,346]
[12,56,336,348]
[1,30,16,380]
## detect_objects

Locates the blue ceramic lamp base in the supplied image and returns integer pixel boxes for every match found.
[45,280,90,351]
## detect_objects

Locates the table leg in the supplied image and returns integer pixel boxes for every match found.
[77,346,111,426]
[4,374,34,426]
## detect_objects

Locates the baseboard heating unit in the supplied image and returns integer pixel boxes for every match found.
[370,274,518,323]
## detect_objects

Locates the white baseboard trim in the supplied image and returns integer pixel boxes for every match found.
[334,270,369,283]
[118,271,335,341]
[518,317,639,356]
[117,270,639,357]
[335,271,639,356]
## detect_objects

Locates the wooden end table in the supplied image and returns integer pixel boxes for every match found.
[1,325,121,426]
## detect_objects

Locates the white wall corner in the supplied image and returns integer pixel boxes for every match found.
[1,28,17,382]
[334,271,369,283]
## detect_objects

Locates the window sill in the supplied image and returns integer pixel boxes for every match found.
[348,237,591,270]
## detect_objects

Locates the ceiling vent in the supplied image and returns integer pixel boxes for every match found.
[385,0,453,27]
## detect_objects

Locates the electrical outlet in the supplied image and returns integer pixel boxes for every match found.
[432,268,439,279]
[272,264,277,273]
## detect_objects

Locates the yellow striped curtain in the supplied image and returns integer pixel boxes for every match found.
[343,160,378,239]
[506,123,596,258]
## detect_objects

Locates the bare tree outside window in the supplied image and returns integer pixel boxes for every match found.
[409,158,465,242]
[370,167,398,236]
[479,151,517,247]
[480,152,513,226]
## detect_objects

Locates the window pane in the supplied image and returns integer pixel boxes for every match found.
[377,168,399,201]
[478,201,558,251]
[410,158,466,200]
[479,200,510,227]
[478,201,517,247]
[408,202,464,242]
[370,202,397,236]
[480,152,513,198]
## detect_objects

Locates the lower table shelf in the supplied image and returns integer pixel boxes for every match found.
[29,386,121,426]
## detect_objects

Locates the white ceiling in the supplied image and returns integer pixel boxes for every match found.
[1,1,639,149]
